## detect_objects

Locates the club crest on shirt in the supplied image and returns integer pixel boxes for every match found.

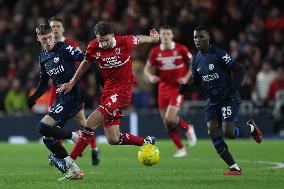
[96,52,101,57]
[54,57,59,63]
[115,48,121,55]
[209,64,214,70]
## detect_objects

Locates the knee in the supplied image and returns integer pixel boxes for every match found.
[38,122,51,136]
[224,130,235,139]
[164,117,176,127]
[107,136,120,145]
[208,125,220,139]
[108,138,120,145]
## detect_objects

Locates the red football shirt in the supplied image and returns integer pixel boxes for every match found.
[148,42,192,95]
[49,38,80,106]
[85,35,139,95]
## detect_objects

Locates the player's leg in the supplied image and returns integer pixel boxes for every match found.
[104,118,155,146]
[158,95,185,157]
[73,109,99,165]
[206,104,241,175]
[169,94,197,147]
[163,107,187,157]
[39,115,79,141]
[49,109,103,173]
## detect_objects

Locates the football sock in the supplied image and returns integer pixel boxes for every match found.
[69,127,94,160]
[69,162,81,173]
[43,138,68,158]
[38,122,72,139]
[212,137,235,166]
[235,127,240,138]
[89,135,97,149]
[177,117,190,131]
[168,128,184,149]
[118,133,144,146]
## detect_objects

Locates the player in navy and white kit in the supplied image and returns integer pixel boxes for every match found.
[180,26,262,175]
[27,23,84,179]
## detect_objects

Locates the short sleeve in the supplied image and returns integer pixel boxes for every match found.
[217,48,236,69]
[181,45,192,63]
[62,43,84,62]
[85,42,97,62]
[125,35,139,50]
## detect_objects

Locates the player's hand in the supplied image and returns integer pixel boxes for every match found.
[149,75,160,83]
[56,82,75,94]
[26,97,36,109]
[177,77,188,84]
[150,29,159,43]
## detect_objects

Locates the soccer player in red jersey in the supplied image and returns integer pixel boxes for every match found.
[49,21,158,174]
[48,17,99,166]
[144,25,197,158]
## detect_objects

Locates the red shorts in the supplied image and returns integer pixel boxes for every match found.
[158,93,184,110]
[97,90,132,127]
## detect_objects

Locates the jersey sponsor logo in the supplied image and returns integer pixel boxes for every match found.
[222,54,232,64]
[202,73,219,82]
[156,56,184,70]
[46,65,65,76]
[209,64,214,70]
[54,57,59,63]
[100,56,130,68]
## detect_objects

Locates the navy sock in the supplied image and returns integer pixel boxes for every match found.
[212,137,235,166]
[43,138,68,158]
[38,122,72,139]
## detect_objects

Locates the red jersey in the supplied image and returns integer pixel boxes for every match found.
[49,38,80,106]
[148,42,192,95]
[85,35,139,94]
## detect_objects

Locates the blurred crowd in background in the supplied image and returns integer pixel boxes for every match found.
[0,0,284,118]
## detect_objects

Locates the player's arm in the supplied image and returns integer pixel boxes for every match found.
[219,50,245,100]
[224,62,245,100]
[144,61,160,84]
[179,57,201,94]
[177,59,192,84]
[136,29,159,44]
[27,62,49,108]
[57,59,91,94]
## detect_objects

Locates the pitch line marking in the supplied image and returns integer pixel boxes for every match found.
[240,160,284,169]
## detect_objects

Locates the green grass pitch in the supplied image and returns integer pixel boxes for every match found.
[0,140,283,189]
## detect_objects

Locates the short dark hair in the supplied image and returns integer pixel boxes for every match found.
[94,21,114,36]
[160,25,172,30]
[36,23,52,35]
[48,16,63,24]
[194,25,209,33]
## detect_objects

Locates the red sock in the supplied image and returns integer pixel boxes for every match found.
[178,118,190,131]
[70,128,94,160]
[89,135,97,149]
[168,129,184,149]
[119,133,144,146]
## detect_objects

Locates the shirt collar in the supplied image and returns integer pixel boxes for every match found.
[160,42,175,50]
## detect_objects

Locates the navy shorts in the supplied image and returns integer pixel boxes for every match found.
[205,102,240,123]
[48,96,83,125]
